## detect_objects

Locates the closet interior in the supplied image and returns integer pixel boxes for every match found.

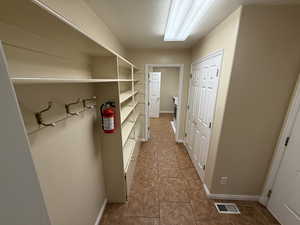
[0,1,141,216]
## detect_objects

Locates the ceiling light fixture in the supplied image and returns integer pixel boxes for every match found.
[164,0,215,41]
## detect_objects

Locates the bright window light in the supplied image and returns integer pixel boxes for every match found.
[164,0,215,41]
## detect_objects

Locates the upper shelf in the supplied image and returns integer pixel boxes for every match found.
[10,77,135,84]
[0,0,137,68]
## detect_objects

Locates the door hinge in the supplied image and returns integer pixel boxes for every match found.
[216,68,219,77]
[190,74,192,79]
[209,122,212,128]
[284,137,290,146]
[267,189,272,198]
[185,132,187,137]
[148,102,150,106]
[148,127,150,130]
[203,165,206,170]
[187,105,190,110]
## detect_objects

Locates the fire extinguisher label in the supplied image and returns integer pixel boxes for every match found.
[103,117,114,130]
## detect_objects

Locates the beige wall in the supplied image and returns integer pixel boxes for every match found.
[211,5,300,195]
[38,0,127,57]
[192,7,242,191]
[153,67,179,112]
[193,5,300,196]
[128,49,191,140]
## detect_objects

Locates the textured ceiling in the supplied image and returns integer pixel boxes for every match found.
[84,0,300,49]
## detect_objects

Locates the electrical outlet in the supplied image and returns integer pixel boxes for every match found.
[220,177,228,185]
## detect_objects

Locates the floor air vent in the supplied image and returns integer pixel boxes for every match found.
[215,203,240,214]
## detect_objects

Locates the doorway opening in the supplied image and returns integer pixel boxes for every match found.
[145,64,184,142]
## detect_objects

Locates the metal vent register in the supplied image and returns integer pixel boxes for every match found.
[215,203,240,214]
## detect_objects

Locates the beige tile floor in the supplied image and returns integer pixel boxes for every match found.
[100,114,280,225]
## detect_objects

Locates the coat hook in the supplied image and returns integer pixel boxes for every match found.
[65,98,82,116]
[82,96,96,109]
[35,101,56,127]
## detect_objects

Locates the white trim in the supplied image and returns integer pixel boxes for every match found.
[160,110,173,113]
[94,198,107,225]
[145,64,184,143]
[260,73,300,206]
[192,49,224,66]
[176,139,184,143]
[204,184,259,201]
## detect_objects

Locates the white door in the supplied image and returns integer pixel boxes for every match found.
[268,107,300,225]
[185,52,222,180]
[185,73,200,154]
[149,72,161,118]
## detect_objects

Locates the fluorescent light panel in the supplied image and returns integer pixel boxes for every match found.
[164,0,215,41]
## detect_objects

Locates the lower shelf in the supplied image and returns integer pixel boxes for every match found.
[121,113,140,146]
[123,139,136,172]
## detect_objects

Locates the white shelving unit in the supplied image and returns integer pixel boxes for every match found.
[0,0,142,205]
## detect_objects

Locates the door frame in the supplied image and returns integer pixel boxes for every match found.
[260,73,300,206]
[145,64,184,142]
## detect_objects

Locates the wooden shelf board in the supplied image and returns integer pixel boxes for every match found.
[120,90,138,104]
[11,77,134,84]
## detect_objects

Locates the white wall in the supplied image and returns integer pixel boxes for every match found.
[153,67,179,113]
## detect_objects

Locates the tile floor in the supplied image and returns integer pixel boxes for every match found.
[100,114,280,225]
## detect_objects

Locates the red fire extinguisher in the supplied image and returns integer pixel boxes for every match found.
[100,101,116,133]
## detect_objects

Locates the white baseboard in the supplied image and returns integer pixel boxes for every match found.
[94,198,107,225]
[176,139,184,143]
[139,138,146,142]
[203,184,260,201]
[259,196,268,206]
[160,111,173,113]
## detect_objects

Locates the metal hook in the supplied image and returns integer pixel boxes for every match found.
[35,101,56,127]
[82,96,96,109]
[65,98,81,116]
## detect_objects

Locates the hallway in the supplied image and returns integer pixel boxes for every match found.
[100,114,279,225]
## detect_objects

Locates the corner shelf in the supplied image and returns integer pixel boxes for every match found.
[120,90,138,104]
[10,77,136,84]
